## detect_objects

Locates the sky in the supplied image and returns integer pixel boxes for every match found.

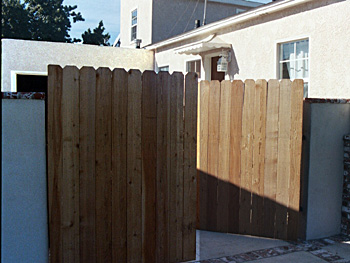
[64,0,272,45]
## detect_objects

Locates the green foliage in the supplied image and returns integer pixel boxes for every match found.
[82,20,111,46]
[1,0,84,42]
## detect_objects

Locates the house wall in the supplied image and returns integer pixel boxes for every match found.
[154,0,350,98]
[120,0,261,48]
[120,0,153,47]
[2,98,48,263]
[305,101,350,240]
[151,0,256,45]
[1,39,154,92]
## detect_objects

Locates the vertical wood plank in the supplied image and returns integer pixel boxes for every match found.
[198,80,210,231]
[275,79,292,240]
[239,79,255,235]
[48,65,63,263]
[263,80,280,238]
[228,80,244,233]
[156,72,171,262]
[79,67,96,263]
[207,80,221,231]
[126,69,143,263]
[217,80,232,233]
[95,67,112,263]
[112,69,128,262]
[61,66,80,263]
[287,79,304,240]
[169,72,184,263]
[141,71,157,263]
[183,72,198,261]
[251,80,267,236]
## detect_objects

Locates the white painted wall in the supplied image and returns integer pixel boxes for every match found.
[120,0,261,48]
[306,102,350,240]
[1,39,154,92]
[2,99,48,263]
[154,0,350,99]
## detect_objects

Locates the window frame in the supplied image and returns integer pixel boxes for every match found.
[11,70,47,92]
[131,8,138,42]
[158,65,170,72]
[277,37,310,97]
[185,59,201,79]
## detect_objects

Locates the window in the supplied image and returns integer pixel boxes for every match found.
[279,39,309,97]
[159,66,169,72]
[131,9,137,41]
[236,8,246,14]
[186,60,201,78]
[17,74,47,92]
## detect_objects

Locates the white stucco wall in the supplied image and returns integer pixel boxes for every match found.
[154,0,350,99]
[1,39,154,92]
[2,99,48,263]
[120,0,153,47]
[306,102,350,240]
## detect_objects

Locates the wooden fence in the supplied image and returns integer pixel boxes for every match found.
[197,79,303,240]
[47,65,197,263]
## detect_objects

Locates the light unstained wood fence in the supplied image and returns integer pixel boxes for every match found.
[47,65,197,263]
[197,79,304,241]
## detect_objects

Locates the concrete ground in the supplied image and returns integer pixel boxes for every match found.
[188,230,350,263]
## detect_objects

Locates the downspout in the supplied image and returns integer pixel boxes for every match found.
[203,0,208,25]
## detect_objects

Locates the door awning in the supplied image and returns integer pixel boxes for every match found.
[174,34,231,55]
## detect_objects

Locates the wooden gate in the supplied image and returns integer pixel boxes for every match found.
[198,79,303,240]
[47,65,197,263]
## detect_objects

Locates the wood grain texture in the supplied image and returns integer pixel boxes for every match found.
[206,80,221,231]
[239,80,255,235]
[287,79,304,240]
[126,70,143,263]
[141,71,157,263]
[169,72,185,263]
[156,72,171,262]
[198,80,210,230]
[95,68,112,263]
[79,67,96,263]
[228,80,244,233]
[217,80,232,233]
[112,69,128,262]
[183,73,198,262]
[275,79,292,240]
[61,66,80,263]
[263,80,280,238]
[48,65,63,263]
[251,80,267,236]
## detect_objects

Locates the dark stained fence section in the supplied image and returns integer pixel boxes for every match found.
[47,65,197,263]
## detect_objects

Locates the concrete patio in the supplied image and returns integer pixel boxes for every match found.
[189,230,350,263]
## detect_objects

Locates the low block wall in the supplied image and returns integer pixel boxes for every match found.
[1,94,48,263]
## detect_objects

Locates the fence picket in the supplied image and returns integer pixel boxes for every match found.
[79,67,96,262]
[217,80,232,233]
[228,80,244,233]
[263,80,280,238]
[183,72,198,261]
[169,72,185,263]
[275,79,292,240]
[141,71,157,263]
[126,69,143,263]
[239,79,255,235]
[112,68,128,262]
[48,65,63,263]
[62,66,80,263]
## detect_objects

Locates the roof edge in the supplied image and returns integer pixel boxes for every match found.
[146,0,313,50]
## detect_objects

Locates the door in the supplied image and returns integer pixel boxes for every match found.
[211,56,225,81]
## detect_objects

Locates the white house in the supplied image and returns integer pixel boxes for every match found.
[147,0,350,99]
[120,0,262,48]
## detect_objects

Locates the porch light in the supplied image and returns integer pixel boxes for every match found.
[217,50,231,72]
